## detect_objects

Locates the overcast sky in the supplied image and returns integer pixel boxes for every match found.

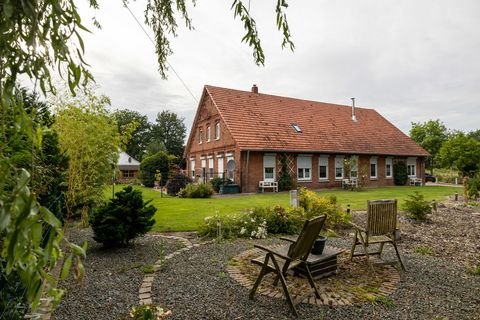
[76,0,480,135]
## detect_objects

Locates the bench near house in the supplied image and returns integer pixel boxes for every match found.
[184,85,429,193]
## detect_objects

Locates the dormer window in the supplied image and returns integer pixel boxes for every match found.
[291,123,302,133]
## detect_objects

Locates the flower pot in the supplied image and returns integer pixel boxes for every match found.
[311,236,327,255]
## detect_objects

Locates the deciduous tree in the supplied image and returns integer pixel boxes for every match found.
[436,132,480,177]
[409,119,448,174]
[112,109,152,161]
[151,110,186,159]
[53,95,121,225]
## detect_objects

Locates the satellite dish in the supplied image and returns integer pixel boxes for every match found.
[227,159,235,172]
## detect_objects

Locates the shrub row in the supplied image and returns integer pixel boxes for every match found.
[200,188,351,239]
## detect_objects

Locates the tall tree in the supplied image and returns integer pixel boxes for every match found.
[409,119,448,173]
[151,110,186,159]
[467,129,480,141]
[1,0,293,310]
[112,109,152,161]
[436,132,480,177]
[53,95,121,225]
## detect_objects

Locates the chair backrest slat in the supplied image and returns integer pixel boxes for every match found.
[287,215,327,261]
[367,199,397,235]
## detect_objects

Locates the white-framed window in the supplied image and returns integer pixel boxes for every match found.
[190,158,195,180]
[297,155,312,181]
[201,157,206,182]
[370,157,378,179]
[206,125,211,142]
[208,156,214,180]
[319,155,329,180]
[226,154,235,182]
[407,157,417,177]
[386,157,393,178]
[263,154,276,182]
[214,122,220,140]
[335,156,344,180]
[217,155,224,178]
[199,128,203,144]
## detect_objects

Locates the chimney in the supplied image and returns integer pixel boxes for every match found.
[351,97,357,122]
[251,84,258,94]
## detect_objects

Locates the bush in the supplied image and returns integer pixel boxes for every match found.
[140,151,176,187]
[210,177,233,193]
[199,205,305,239]
[165,174,192,196]
[467,176,480,200]
[403,191,432,221]
[0,258,28,319]
[90,186,156,246]
[298,188,350,229]
[178,183,213,198]
[393,162,408,185]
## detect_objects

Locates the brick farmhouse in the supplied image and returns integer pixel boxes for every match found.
[184,85,429,193]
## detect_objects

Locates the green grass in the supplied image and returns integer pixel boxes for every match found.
[414,246,434,255]
[106,185,459,232]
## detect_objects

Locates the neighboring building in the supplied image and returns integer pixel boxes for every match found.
[117,152,140,183]
[184,85,429,193]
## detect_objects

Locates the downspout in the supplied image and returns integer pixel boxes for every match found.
[245,150,250,193]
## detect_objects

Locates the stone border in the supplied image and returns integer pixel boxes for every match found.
[227,247,401,307]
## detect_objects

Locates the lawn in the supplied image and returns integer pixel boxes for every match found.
[107,185,460,232]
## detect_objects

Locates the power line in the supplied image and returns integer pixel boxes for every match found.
[123,3,199,103]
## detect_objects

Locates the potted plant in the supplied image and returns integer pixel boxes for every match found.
[311,236,327,255]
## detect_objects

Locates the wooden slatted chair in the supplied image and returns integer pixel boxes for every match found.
[249,215,327,317]
[350,199,406,271]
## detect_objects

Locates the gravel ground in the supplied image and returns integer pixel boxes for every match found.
[51,228,180,320]
[152,202,480,320]
[50,201,480,320]
[152,239,480,320]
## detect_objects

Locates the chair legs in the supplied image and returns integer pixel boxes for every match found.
[249,253,298,316]
[392,243,407,271]
[249,254,270,299]
[351,233,407,272]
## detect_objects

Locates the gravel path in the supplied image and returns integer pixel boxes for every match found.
[152,238,480,320]
[51,228,180,320]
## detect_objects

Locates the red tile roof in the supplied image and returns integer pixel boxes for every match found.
[204,85,429,156]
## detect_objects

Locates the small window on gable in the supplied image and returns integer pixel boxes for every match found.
[214,122,220,140]
[291,123,302,133]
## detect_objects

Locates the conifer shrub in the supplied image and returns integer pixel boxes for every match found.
[403,191,432,221]
[90,186,156,247]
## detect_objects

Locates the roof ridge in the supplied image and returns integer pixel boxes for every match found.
[204,84,374,111]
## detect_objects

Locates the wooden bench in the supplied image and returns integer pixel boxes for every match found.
[259,181,278,192]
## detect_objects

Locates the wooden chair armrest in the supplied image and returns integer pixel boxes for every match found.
[279,237,296,243]
[349,222,367,233]
[253,244,290,260]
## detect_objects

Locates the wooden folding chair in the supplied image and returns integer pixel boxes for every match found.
[350,199,406,271]
[249,215,327,316]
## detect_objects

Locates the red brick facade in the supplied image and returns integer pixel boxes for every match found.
[184,86,428,193]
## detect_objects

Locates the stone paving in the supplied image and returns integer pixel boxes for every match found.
[227,246,401,307]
